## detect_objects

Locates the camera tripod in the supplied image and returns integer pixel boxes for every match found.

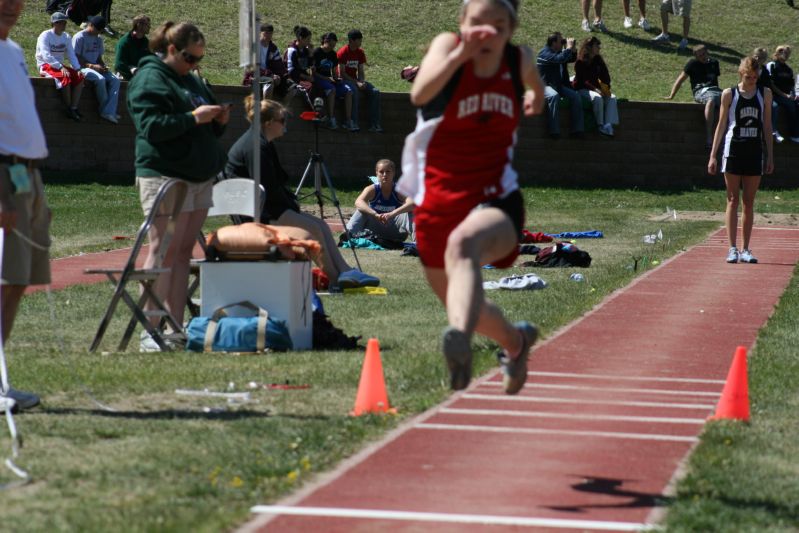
[295,114,362,271]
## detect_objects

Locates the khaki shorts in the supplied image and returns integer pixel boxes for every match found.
[661,0,692,17]
[136,176,214,217]
[0,165,51,286]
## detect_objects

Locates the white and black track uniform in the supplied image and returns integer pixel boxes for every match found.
[721,86,765,176]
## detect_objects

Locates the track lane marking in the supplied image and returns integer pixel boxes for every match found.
[479,382,720,397]
[250,505,657,530]
[416,423,700,442]
[526,371,725,384]
[440,407,706,424]
[463,393,715,410]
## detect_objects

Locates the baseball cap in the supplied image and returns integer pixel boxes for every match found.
[51,12,69,24]
[88,15,106,30]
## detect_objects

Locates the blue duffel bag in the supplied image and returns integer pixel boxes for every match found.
[186,301,293,352]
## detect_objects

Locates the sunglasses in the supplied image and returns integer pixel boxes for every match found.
[180,49,204,64]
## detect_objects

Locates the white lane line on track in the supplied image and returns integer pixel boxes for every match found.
[440,407,706,425]
[480,382,720,397]
[250,505,657,531]
[463,393,715,410]
[528,371,726,384]
[416,423,700,442]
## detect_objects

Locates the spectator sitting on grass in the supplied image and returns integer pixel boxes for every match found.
[346,159,414,245]
[664,44,721,148]
[337,29,383,132]
[311,32,354,130]
[572,36,618,137]
[72,15,120,124]
[35,12,85,122]
[224,96,379,289]
[114,14,153,81]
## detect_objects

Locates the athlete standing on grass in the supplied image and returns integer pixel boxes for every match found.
[398,0,545,393]
[708,56,773,265]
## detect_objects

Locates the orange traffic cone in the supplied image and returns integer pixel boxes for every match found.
[708,346,750,422]
[351,338,395,416]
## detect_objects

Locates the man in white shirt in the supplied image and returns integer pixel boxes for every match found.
[73,15,120,123]
[1,0,48,412]
[35,11,85,121]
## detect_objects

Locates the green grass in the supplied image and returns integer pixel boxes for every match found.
[2,183,799,530]
[11,0,799,99]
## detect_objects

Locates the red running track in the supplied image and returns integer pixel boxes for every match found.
[242,227,799,532]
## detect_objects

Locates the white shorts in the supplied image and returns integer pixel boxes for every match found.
[661,0,692,17]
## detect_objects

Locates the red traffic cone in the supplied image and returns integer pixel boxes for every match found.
[351,338,396,416]
[708,346,750,422]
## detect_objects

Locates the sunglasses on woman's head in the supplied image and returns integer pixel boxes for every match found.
[180,49,204,64]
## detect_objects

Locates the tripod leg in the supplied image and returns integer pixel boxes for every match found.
[295,158,315,198]
[314,160,325,219]
[319,160,362,271]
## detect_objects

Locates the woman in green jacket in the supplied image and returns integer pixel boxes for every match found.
[127,21,229,350]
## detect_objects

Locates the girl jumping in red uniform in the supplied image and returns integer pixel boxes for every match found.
[398,0,545,393]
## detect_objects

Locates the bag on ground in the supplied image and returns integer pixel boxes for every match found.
[186,301,293,352]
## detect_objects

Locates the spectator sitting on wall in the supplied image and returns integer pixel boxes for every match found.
[766,45,799,144]
[337,29,383,132]
[114,14,153,81]
[346,159,414,245]
[573,36,618,137]
[35,12,85,122]
[537,31,584,139]
[664,44,721,148]
[311,32,354,130]
[242,23,287,99]
[72,15,120,124]
[284,25,314,104]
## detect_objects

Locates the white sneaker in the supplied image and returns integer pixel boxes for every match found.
[639,17,651,30]
[774,131,785,143]
[790,136,799,143]
[678,38,689,50]
[1,387,40,410]
[140,330,162,352]
[740,249,758,264]
[623,16,633,28]
[726,247,739,264]
[581,19,591,32]
[652,32,670,42]
[593,19,607,32]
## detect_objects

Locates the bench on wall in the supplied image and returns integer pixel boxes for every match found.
[32,77,798,189]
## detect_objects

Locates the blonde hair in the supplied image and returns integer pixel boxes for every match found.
[774,45,792,59]
[752,47,767,62]
[375,159,396,173]
[244,94,286,124]
[149,21,204,55]
[738,56,760,78]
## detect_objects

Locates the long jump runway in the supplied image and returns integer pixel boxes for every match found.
[243,226,799,532]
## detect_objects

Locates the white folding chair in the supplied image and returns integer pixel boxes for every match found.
[86,179,188,352]
[186,178,265,317]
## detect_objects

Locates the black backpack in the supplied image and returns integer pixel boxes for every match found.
[534,242,592,268]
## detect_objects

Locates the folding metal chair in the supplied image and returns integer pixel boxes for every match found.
[186,178,265,317]
[86,179,188,352]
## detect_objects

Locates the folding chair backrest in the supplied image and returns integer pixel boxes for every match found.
[208,178,265,219]
[123,179,188,278]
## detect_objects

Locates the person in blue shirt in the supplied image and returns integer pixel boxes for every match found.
[537,32,584,138]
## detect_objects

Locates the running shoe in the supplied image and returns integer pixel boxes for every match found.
[740,249,758,263]
[581,19,591,32]
[593,19,608,32]
[639,17,651,30]
[678,38,689,50]
[1,387,40,411]
[726,247,739,264]
[442,327,472,390]
[774,131,785,144]
[623,16,633,28]
[652,32,670,42]
[368,124,384,133]
[497,322,538,395]
[337,269,380,288]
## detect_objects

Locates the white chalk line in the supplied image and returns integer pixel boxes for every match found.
[462,393,715,410]
[250,505,658,531]
[526,370,725,384]
[479,381,720,397]
[440,407,706,425]
[416,422,700,443]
